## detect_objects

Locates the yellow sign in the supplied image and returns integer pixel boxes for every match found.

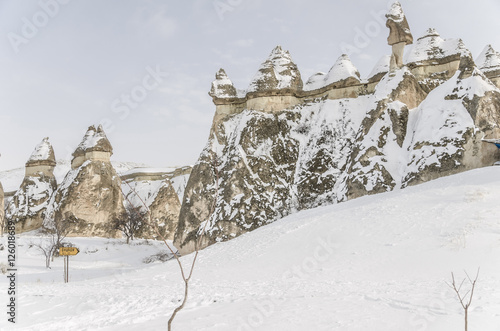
[59,247,80,256]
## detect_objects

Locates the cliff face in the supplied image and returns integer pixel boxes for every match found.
[175,26,500,254]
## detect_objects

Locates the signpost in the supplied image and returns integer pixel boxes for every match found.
[59,247,79,283]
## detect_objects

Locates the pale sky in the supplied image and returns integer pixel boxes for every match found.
[1,0,499,171]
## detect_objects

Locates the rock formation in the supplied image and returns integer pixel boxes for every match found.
[476,44,500,88]
[0,181,4,235]
[386,1,413,71]
[5,138,57,233]
[44,125,125,237]
[174,4,500,255]
[121,167,190,240]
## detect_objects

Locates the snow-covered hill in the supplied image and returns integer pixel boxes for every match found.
[2,167,500,330]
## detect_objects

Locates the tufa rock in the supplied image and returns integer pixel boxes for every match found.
[122,177,182,241]
[0,181,4,235]
[247,46,303,94]
[386,1,413,46]
[209,68,238,100]
[6,138,57,233]
[386,1,413,71]
[45,126,124,237]
[71,125,113,169]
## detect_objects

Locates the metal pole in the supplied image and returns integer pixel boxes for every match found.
[67,256,69,283]
[63,255,66,283]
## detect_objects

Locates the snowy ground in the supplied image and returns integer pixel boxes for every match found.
[2,167,500,330]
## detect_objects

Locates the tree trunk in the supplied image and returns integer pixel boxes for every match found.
[168,279,189,331]
[465,307,468,331]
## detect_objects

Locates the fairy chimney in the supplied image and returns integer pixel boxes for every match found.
[25,137,57,177]
[71,125,113,169]
[386,1,413,71]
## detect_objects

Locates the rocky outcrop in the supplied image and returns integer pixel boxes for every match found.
[476,44,500,88]
[122,170,184,240]
[342,67,427,200]
[405,29,467,93]
[44,126,125,237]
[175,5,500,255]
[386,1,413,46]
[402,54,500,186]
[367,55,391,83]
[6,138,57,233]
[247,45,303,94]
[0,181,4,235]
[386,1,413,70]
[209,68,238,100]
[71,125,113,169]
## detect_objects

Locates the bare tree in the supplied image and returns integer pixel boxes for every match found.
[112,205,144,244]
[34,215,72,268]
[120,156,220,331]
[32,235,57,268]
[447,268,480,331]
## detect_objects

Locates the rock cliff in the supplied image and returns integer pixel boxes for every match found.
[174,4,500,254]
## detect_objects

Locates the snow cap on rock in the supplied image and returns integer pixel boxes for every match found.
[26,137,56,167]
[476,45,500,73]
[367,55,391,82]
[304,72,326,91]
[247,46,303,93]
[209,68,238,99]
[405,29,469,65]
[324,54,361,86]
[72,125,113,159]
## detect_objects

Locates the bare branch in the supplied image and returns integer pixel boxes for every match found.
[119,153,220,331]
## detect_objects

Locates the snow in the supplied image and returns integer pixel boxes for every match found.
[27,137,54,163]
[75,125,110,153]
[405,29,468,65]
[210,69,239,99]
[3,167,500,330]
[373,66,409,98]
[367,55,391,80]
[120,167,177,177]
[324,54,360,86]
[403,69,498,177]
[476,44,500,73]
[122,179,167,211]
[387,1,404,22]
[247,46,300,92]
[303,54,360,92]
[303,72,326,91]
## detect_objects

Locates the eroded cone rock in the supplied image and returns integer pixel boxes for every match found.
[209,68,238,100]
[44,126,125,237]
[247,46,303,93]
[6,137,57,233]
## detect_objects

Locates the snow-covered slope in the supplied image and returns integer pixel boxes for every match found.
[3,167,500,330]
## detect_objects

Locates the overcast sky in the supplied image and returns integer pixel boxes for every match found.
[1,0,499,172]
